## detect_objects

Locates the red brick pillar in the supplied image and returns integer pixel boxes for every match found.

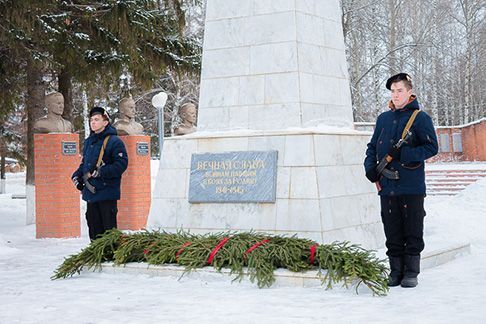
[118,135,151,230]
[34,134,81,238]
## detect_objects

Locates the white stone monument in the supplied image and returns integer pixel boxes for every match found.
[148,0,383,248]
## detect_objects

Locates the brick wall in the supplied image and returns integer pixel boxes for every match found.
[462,120,486,161]
[118,135,151,230]
[34,134,80,238]
[428,128,463,162]
[431,118,486,162]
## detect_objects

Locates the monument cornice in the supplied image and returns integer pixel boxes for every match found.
[165,128,372,140]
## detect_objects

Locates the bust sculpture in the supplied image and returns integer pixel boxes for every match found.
[174,103,197,136]
[33,92,73,133]
[113,97,144,135]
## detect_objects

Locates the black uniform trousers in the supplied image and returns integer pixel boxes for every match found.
[86,200,118,241]
[380,195,425,257]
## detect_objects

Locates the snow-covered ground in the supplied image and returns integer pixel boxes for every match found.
[426,161,486,171]
[1,163,486,323]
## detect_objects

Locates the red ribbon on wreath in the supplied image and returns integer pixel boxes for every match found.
[120,234,128,244]
[244,239,270,256]
[309,243,319,264]
[143,242,158,255]
[176,242,193,261]
[207,237,230,265]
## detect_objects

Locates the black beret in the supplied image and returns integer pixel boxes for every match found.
[386,73,412,90]
[89,106,110,120]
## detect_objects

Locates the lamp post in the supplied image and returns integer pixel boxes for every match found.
[151,92,168,159]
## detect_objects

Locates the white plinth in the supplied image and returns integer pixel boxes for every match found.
[148,129,383,249]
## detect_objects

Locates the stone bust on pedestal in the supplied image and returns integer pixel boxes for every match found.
[174,103,197,136]
[33,92,74,133]
[113,97,144,135]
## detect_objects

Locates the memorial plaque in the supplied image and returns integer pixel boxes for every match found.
[61,141,77,155]
[136,142,149,156]
[189,151,278,203]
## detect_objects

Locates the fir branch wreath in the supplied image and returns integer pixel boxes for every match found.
[52,229,389,296]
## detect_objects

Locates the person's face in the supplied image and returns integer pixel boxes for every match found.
[390,81,412,109]
[121,99,135,118]
[182,106,197,124]
[90,114,109,133]
[46,95,64,115]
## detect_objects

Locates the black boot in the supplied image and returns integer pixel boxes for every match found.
[401,255,420,288]
[388,256,403,287]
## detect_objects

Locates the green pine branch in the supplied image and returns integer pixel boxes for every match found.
[52,230,389,296]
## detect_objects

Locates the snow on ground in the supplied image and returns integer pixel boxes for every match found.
[426,161,486,171]
[1,171,26,196]
[1,163,486,323]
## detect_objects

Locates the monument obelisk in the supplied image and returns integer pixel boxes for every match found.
[148,0,383,248]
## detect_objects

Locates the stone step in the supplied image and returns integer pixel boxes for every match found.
[376,241,471,271]
[427,178,477,183]
[428,191,465,195]
[427,192,456,196]
[427,182,469,187]
[420,242,471,269]
[426,173,486,178]
[425,169,485,196]
[426,169,486,174]
[427,187,465,195]
[98,242,470,289]
[428,186,464,191]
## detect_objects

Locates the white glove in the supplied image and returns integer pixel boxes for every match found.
[72,177,80,187]
[91,168,100,178]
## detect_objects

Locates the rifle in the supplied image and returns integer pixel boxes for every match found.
[374,109,421,181]
[82,172,96,194]
[80,136,110,195]
[375,131,411,180]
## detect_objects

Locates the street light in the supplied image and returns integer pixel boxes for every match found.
[151,92,168,159]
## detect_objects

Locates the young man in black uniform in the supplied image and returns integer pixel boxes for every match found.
[72,107,128,241]
[364,73,438,288]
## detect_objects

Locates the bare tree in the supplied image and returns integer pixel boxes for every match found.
[342,0,485,125]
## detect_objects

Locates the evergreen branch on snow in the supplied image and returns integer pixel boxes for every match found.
[52,230,389,296]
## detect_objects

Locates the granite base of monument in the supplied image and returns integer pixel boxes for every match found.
[148,129,384,249]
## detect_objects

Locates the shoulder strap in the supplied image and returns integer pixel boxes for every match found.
[401,110,420,139]
[96,136,110,167]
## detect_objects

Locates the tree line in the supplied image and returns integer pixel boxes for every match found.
[0,0,202,185]
[343,0,485,125]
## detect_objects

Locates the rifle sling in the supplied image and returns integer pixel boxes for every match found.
[401,110,420,139]
[375,109,421,179]
[83,135,110,194]
[96,136,110,168]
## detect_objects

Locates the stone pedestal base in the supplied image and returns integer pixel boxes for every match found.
[148,129,384,249]
[34,134,80,238]
[118,136,151,230]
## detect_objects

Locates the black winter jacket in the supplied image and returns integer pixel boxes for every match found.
[364,96,438,196]
[72,125,128,202]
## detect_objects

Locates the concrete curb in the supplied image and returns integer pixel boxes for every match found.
[98,241,470,288]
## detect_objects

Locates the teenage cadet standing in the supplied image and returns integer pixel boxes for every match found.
[364,73,438,288]
[72,107,128,241]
